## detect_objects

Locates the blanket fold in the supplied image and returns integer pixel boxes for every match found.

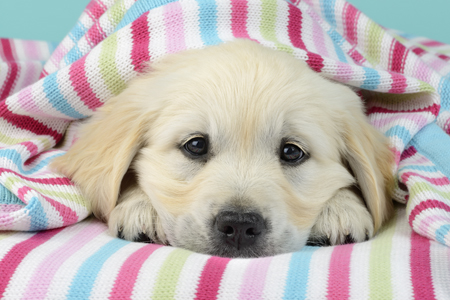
[0,0,449,248]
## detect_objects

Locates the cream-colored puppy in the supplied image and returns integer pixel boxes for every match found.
[51,40,394,257]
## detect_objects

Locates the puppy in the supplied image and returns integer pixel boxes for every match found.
[51,40,394,258]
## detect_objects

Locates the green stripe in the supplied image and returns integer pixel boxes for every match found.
[260,0,293,54]
[0,232,15,241]
[152,249,192,299]
[369,213,397,299]
[3,177,87,207]
[407,181,450,211]
[365,22,384,66]
[99,33,127,96]
[107,0,128,27]
[0,133,52,149]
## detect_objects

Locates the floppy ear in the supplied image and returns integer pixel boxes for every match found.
[51,84,158,221]
[343,107,395,233]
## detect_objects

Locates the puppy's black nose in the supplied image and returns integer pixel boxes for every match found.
[215,211,266,250]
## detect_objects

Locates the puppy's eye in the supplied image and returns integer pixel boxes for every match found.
[184,137,207,156]
[281,143,305,164]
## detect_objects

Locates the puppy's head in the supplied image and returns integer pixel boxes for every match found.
[52,40,393,257]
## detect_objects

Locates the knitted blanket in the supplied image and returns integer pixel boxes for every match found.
[0,205,448,299]
[1,0,450,256]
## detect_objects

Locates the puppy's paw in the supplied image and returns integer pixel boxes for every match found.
[108,187,167,244]
[308,188,373,246]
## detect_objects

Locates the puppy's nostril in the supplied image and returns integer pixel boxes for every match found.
[224,226,234,236]
[245,227,257,236]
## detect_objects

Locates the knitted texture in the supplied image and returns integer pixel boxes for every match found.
[0,206,449,299]
[0,0,450,251]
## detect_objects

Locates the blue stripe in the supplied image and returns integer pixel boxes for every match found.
[409,122,450,180]
[43,74,87,119]
[115,0,178,32]
[283,246,318,300]
[320,0,337,28]
[64,44,83,65]
[196,0,221,46]
[0,149,63,175]
[398,164,441,173]
[69,21,88,43]
[437,76,450,112]
[327,29,347,63]
[361,67,380,90]
[67,239,129,299]
[25,196,48,231]
[385,125,412,147]
[0,184,24,205]
[436,224,450,245]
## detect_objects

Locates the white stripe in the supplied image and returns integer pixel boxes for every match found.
[390,206,414,300]
[349,241,371,300]
[131,246,176,299]
[0,232,37,261]
[306,247,333,299]
[180,0,204,51]
[84,43,114,102]
[274,0,291,47]
[147,6,168,63]
[430,238,450,299]
[174,253,210,300]
[114,25,137,83]
[261,253,291,300]
[215,0,233,42]
[216,258,252,300]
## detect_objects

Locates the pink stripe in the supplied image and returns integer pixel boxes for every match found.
[195,256,231,300]
[21,223,106,300]
[17,186,32,203]
[409,199,450,227]
[0,168,75,186]
[23,40,42,61]
[327,244,353,299]
[388,71,407,94]
[42,195,80,226]
[390,41,407,73]
[309,7,328,57]
[109,244,163,299]
[343,3,360,45]
[410,232,436,299]
[417,214,450,238]
[0,228,62,297]
[400,146,417,161]
[412,58,432,84]
[335,62,354,83]
[231,0,250,39]
[20,141,39,157]
[0,39,20,101]
[370,112,429,130]
[0,204,23,213]
[164,2,186,54]
[131,13,151,72]
[238,257,272,299]
[69,56,104,110]
[401,172,450,186]
[422,40,445,47]
[16,85,48,116]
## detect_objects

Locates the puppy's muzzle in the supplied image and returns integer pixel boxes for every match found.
[214,211,266,250]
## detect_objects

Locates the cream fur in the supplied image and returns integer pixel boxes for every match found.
[51,40,394,257]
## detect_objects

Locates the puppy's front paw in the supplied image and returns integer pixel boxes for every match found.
[308,188,374,246]
[108,188,167,244]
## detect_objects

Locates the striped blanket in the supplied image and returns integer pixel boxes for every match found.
[0,0,450,298]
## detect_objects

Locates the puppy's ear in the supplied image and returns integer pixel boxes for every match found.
[51,85,157,221]
[342,105,394,233]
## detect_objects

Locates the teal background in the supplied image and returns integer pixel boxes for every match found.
[0,0,449,44]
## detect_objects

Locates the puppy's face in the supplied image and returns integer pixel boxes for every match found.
[52,40,393,257]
